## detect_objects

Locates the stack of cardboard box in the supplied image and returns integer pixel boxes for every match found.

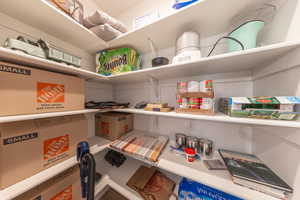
[0,61,87,196]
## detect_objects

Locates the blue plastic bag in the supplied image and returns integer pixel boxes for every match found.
[178,178,244,200]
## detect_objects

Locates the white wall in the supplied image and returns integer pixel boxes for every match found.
[258,0,300,45]
[113,71,254,153]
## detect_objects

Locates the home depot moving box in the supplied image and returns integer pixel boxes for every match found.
[0,114,87,189]
[0,61,85,116]
[95,112,133,141]
[14,165,83,200]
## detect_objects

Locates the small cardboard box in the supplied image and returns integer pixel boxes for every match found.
[219,96,300,120]
[15,165,83,200]
[0,114,88,189]
[0,61,85,116]
[95,112,133,141]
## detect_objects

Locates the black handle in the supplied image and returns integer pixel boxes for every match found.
[82,153,96,200]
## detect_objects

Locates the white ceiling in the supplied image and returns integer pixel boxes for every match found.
[94,0,142,17]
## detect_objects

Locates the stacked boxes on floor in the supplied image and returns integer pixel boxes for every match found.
[0,61,87,191]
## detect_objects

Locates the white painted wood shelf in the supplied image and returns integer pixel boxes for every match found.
[113,108,300,128]
[102,130,281,200]
[0,109,103,123]
[95,155,178,200]
[0,136,111,200]
[108,41,300,83]
[1,41,300,84]
[109,0,267,53]
[0,47,108,81]
[158,140,280,200]
[0,0,108,53]
[96,157,144,200]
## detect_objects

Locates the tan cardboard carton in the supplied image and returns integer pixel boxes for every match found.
[0,114,88,189]
[95,112,133,141]
[14,165,83,200]
[0,61,85,116]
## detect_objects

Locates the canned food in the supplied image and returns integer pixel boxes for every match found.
[189,98,200,109]
[186,136,198,150]
[180,97,190,108]
[175,133,186,148]
[199,98,213,110]
[185,148,196,162]
[190,104,199,109]
[199,80,213,92]
[189,98,200,104]
[177,95,183,104]
[199,138,213,158]
[177,81,188,93]
[198,138,206,154]
[188,81,199,92]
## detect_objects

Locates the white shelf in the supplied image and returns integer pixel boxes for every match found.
[96,157,146,200]
[113,108,300,128]
[108,41,300,83]
[0,109,104,123]
[102,129,280,200]
[109,0,265,53]
[89,136,111,154]
[1,41,300,84]
[0,0,108,53]
[95,156,179,200]
[0,47,108,81]
[158,140,280,200]
[0,136,110,200]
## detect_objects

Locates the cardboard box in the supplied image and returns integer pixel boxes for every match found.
[127,166,176,200]
[219,96,300,120]
[95,112,133,141]
[0,114,88,189]
[99,188,129,200]
[0,61,85,116]
[15,165,83,200]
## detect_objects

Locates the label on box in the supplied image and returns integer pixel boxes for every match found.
[44,135,69,165]
[3,132,38,145]
[0,64,31,75]
[51,185,72,200]
[37,82,65,110]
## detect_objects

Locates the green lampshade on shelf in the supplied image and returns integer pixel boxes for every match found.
[228,20,265,52]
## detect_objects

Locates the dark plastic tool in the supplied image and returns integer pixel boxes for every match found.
[77,141,96,200]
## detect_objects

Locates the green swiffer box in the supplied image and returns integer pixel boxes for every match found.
[219,96,300,120]
[96,47,141,76]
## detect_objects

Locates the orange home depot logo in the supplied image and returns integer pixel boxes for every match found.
[51,185,72,200]
[37,82,65,103]
[44,135,69,160]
